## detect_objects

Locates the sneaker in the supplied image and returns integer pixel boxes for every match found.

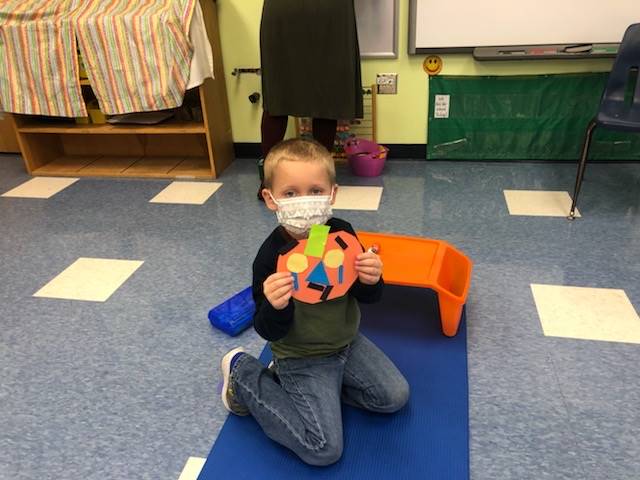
[220,347,249,416]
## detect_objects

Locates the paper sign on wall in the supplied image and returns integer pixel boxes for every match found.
[434,94,450,118]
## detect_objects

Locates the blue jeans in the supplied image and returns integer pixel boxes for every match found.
[231,333,410,466]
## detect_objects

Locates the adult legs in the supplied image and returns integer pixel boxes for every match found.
[258,111,288,199]
[261,110,288,158]
[312,117,338,153]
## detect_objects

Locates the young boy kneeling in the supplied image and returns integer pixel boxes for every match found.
[220,139,409,466]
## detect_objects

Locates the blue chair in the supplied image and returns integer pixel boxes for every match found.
[568,23,640,219]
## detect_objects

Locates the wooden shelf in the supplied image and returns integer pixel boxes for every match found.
[0,114,20,152]
[17,121,206,135]
[32,155,98,174]
[8,0,234,180]
[31,155,212,179]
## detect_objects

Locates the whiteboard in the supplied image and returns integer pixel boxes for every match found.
[409,0,640,52]
[355,0,398,58]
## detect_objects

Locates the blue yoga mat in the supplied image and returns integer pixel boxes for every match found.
[199,285,469,480]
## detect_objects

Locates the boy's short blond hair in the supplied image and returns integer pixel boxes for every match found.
[263,138,336,189]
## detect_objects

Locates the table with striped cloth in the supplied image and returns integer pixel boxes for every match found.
[0,0,197,117]
[0,0,86,117]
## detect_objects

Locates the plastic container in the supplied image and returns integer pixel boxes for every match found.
[344,138,388,177]
[208,286,255,336]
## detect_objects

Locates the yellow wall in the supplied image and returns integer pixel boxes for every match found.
[217,0,613,144]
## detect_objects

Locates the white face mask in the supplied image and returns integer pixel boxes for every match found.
[269,190,334,235]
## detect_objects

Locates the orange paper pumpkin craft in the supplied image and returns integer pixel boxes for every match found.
[277,231,363,304]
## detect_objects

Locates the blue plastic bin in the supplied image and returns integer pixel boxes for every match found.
[208,287,255,336]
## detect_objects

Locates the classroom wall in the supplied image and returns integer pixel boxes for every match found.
[216,0,614,145]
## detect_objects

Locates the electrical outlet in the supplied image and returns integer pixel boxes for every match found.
[376,73,397,94]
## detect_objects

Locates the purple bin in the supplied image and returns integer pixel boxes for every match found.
[344,138,388,177]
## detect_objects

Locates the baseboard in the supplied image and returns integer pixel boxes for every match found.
[233,143,640,163]
[384,144,426,159]
[233,143,426,160]
[234,143,262,159]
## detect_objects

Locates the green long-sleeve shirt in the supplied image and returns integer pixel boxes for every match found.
[252,218,384,359]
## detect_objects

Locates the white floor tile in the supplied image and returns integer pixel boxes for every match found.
[1,177,79,199]
[531,283,640,344]
[150,181,222,205]
[34,258,144,302]
[503,190,580,217]
[178,457,206,480]
[333,186,383,211]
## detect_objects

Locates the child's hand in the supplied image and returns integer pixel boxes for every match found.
[263,272,294,310]
[355,251,383,285]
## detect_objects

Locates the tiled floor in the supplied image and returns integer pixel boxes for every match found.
[149,181,223,205]
[503,189,580,217]
[177,457,206,480]
[531,284,640,343]
[333,185,384,211]
[1,177,79,199]
[33,258,144,302]
[1,154,640,480]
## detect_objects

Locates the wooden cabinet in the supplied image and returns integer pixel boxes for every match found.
[9,0,233,179]
[0,113,20,153]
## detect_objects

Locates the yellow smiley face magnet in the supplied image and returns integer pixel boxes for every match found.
[423,56,443,76]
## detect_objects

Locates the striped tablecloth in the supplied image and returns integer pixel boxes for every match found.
[0,0,197,117]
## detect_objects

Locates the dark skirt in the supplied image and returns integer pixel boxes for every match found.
[260,0,363,120]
